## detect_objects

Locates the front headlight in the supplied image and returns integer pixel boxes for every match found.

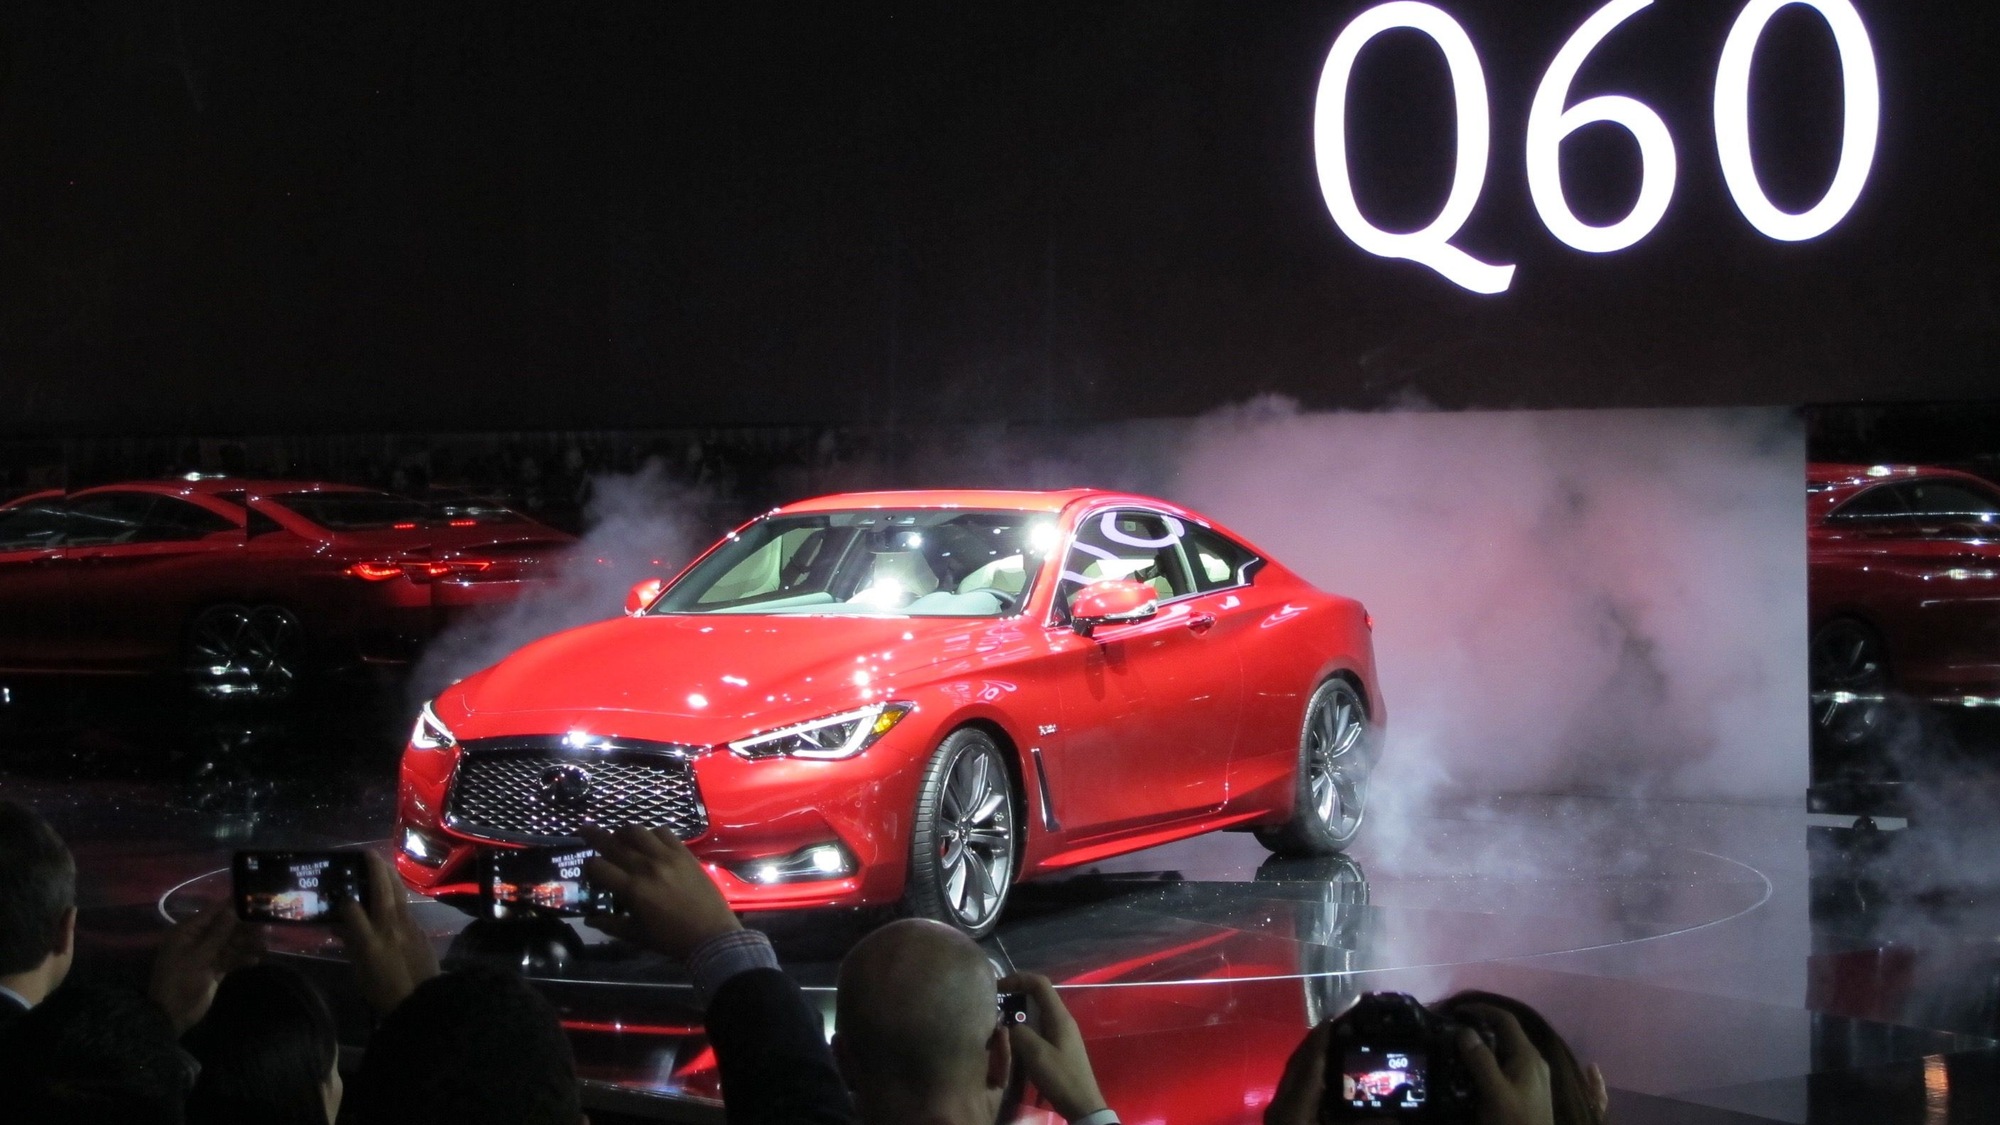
[411,700,456,750]
[728,702,913,761]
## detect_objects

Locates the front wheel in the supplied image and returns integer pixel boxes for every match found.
[903,728,1017,938]
[1256,678,1370,857]
[184,604,306,703]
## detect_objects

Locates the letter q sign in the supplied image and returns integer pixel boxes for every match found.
[1313,0,1880,293]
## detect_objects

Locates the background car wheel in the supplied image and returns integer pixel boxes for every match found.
[903,727,1017,939]
[1256,678,1369,857]
[1810,617,1895,752]
[185,604,306,703]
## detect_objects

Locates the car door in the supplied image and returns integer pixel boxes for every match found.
[1897,479,2000,686]
[63,492,244,669]
[1047,507,1243,835]
[0,499,72,669]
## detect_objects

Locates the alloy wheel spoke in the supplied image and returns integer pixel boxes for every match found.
[1333,775,1362,832]
[970,791,1006,825]
[945,852,969,909]
[966,850,998,918]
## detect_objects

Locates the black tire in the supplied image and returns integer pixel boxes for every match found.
[1256,678,1370,857]
[1809,617,1895,753]
[184,603,306,703]
[902,727,1017,938]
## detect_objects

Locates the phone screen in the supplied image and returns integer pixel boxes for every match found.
[997,991,1031,1027]
[1338,1046,1427,1113]
[232,851,368,924]
[481,847,618,917]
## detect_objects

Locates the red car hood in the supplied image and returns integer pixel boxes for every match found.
[456,613,1014,734]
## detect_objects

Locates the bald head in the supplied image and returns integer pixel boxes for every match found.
[836,919,1000,1102]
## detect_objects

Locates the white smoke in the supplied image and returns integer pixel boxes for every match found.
[410,460,716,701]
[1168,400,1807,806]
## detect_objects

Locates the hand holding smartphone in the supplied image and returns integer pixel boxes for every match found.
[232,850,370,924]
[481,845,621,918]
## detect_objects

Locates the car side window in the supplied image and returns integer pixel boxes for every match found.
[0,503,67,552]
[1826,485,1912,526]
[1185,526,1261,593]
[1902,481,2000,528]
[1059,509,1195,608]
[64,493,159,546]
[139,497,238,542]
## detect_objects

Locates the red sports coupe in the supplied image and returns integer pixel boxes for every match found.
[1808,463,2000,753]
[0,478,573,700]
[395,489,1384,936]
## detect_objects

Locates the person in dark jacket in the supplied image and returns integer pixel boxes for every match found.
[0,798,77,1026]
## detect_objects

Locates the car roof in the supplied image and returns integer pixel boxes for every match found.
[1808,461,1997,492]
[1807,462,2000,525]
[64,479,382,499]
[775,488,1107,515]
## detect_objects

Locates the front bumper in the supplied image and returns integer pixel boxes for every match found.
[396,731,929,912]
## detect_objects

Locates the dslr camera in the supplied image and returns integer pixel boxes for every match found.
[1321,992,1492,1122]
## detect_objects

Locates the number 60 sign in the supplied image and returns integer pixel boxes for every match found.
[1313,0,1880,293]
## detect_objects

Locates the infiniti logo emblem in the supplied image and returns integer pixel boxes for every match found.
[538,763,593,806]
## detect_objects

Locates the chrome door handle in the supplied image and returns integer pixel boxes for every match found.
[1188,612,1216,633]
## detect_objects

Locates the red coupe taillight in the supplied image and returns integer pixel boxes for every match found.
[345,561,406,582]
[424,560,495,581]
[344,559,496,583]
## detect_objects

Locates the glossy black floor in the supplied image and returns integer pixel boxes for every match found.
[4,676,1999,1124]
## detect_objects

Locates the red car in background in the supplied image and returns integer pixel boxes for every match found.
[1808,462,2000,754]
[396,489,1383,937]
[0,478,574,700]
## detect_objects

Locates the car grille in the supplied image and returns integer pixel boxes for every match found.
[443,739,708,845]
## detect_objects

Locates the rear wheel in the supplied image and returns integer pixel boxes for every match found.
[903,728,1017,938]
[1808,616,1896,784]
[1256,678,1369,857]
[184,604,305,703]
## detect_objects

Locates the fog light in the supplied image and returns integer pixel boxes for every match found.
[402,826,448,867]
[733,843,853,885]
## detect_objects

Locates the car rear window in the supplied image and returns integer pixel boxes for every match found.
[270,491,433,531]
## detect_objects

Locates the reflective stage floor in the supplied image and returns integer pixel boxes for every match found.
[5,686,1999,1124]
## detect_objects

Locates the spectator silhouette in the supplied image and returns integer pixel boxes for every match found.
[0,798,77,1025]
[339,965,584,1125]
[0,979,192,1125]
[183,963,341,1125]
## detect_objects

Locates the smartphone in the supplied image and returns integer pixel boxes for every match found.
[481,846,619,918]
[1332,1045,1429,1116]
[232,850,369,924]
[997,991,1033,1027]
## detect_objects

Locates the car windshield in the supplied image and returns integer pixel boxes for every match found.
[270,491,434,531]
[653,509,1059,617]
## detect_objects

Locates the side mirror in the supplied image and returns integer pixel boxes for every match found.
[625,577,665,617]
[1069,578,1158,636]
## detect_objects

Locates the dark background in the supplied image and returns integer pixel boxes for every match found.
[1,1,1994,437]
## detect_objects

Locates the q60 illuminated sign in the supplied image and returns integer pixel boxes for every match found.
[1314,0,1881,293]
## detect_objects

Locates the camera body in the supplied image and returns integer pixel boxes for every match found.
[1321,992,1490,1122]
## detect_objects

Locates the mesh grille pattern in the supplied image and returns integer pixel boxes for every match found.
[444,742,708,844]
